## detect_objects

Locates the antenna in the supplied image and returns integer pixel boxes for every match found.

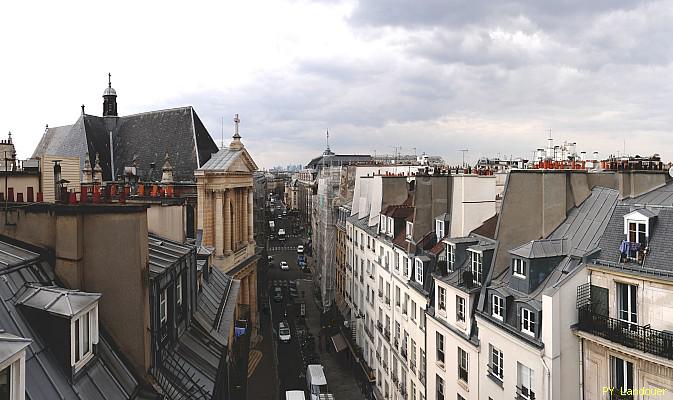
[459,149,469,167]
[326,129,330,151]
[221,116,224,149]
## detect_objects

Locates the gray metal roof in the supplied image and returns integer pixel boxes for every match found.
[148,235,192,277]
[0,332,31,365]
[0,240,144,399]
[444,236,480,245]
[16,284,101,318]
[624,180,673,206]
[199,148,242,171]
[509,238,569,259]
[468,243,496,253]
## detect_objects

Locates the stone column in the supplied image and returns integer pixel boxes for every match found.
[224,189,232,255]
[215,191,224,256]
[196,182,205,231]
[233,189,239,247]
[248,188,254,243]
[242,188,249,244]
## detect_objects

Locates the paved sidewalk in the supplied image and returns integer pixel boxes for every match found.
[298,279,363,400]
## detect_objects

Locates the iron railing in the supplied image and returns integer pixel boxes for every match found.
[577,305,673,360]
[516,385,535,400]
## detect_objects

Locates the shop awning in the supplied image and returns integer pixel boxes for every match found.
[331,333,348,353]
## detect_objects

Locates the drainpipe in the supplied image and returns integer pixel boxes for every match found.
[541,354,551,400]
[579,338,585,400]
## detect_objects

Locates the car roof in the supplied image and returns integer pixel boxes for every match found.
[307,365,327,385]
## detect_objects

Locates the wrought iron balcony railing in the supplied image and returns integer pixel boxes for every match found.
[577,305,673,360]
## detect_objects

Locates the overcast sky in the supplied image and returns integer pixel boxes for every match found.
[1,0,672,168]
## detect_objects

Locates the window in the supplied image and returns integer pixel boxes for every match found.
[415,259,424,284]
[470,252,482,286]
[72,306,98,370]
[403,293,409,315]
[611,356,634,395]
[513,258,526,278]
[406,221,413,239]
[420,308,426,331]
[628,221,647,244]
[405,257,411,277]
[176,274,183,307]
[0,366,9,400]
[411,381,416,400]
[618,283,637,325]
[489,344,504,380]
[411,339,417,372]
[457,395,465,400]
[438,286,446,311]
[436,375,445,400]
[492,294,504,321]
[521,308,536,336]
[447,244,455,271]
[517,363,534,400]
[411,300,417,321]
[458,347,469,383]
[436,332,445,363]
[396,286,401,307]
[436,220,445,241]
[456,296,465,322]
[160,288,168,325]
[387,217,394,235]
[380,215,387,233]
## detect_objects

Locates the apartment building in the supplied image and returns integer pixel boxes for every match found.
[575,181,673,399]
[345,171,496,400]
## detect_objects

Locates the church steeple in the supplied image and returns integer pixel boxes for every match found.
[103,73,118,117]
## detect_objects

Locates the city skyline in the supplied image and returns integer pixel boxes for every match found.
[2,0,672,168]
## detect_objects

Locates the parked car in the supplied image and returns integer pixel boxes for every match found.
[273,287,283,302]
[279,322,291,342]
[297,245,304,254]
[280,261,289,271]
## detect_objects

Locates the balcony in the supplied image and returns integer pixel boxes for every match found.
[577,305,673,360]
[516,385,536,400]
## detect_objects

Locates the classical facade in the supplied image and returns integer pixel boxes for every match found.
[195,116,260,337]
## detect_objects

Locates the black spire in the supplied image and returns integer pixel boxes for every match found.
[103,73,118,117]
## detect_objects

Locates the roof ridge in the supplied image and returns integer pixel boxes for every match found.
[119,105,193,119]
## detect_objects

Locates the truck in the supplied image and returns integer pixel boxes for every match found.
[306,365,329,400]
[278,228,286,241]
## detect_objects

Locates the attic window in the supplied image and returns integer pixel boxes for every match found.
[470,251,483,286]
[521,308,536,337]
[380,215,387,234]
[435,220,445,241]
[623,210,653,245]
[447,244,455,272]
[387,217,394,235]
[415,258,424,285]
[627,221,646,244]
[512,259,526,279]
[406,222,413,239]
[72,305,99,371]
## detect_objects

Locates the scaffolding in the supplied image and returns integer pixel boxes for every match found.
[313,166,342,312]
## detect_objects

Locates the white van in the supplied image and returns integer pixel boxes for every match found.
[285,390,306,400]
[306,365,328,400]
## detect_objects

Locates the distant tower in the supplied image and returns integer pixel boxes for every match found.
[103,73,118,117]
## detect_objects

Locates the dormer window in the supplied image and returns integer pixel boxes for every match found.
[627,221,646,244]
[512,258,527,278]
[623,209,655,244]
[435,220,445,241]
[387,217,394,235]
[492,294,504,321]
[446,244,455,272]
[404,256,411,277]
[415,258,424,285]
[73,307,98,369]
[406,221,413,239]
[521,308,536,337]
[0,333,30,400]
[470,251,483,286]
[380,215,387,233]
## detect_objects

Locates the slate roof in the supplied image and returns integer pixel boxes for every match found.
[148,235,192,277]
[0,239,147,400]
[381,204,414,219]
[470,214,498,240]
[34,107,218,182]
[199,147,258,172]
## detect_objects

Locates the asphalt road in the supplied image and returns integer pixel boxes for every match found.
[265,199,312,397]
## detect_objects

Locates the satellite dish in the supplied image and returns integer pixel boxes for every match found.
[669,166,673,178]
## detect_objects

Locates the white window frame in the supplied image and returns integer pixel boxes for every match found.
[490,344,504,381]
[492,294,504,321]
[617,282,638,325]
[436,332,444,363]
[71,304,99,371]
[387,217,394,235]
[512,258,526,278]
[470,251,482,286]
[521,308,536,337]
[160,288,168,325]
[435,220,444,241]
[456,295,465,322]
[517,363,534,400]
[623,211,650,244]
[415,259,424,285]
[380,214,387,233]
[611,355,634,393]
[437,286,446,312]
[458,347,469,383]
[447,244,455,271]
[176,274,183,307]
[0,348,26,400]
[406,221,413,239]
